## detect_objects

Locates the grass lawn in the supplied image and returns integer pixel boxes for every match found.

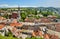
[0,34,20,39]
[26,37,44,39]
[0,31,44,39]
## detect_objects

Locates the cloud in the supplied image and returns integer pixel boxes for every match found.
[0,4,60,8]
[20,6,38,7]
[0,4,39,8]
[0,4,8,7]
[0,4,18,8]
[8,5,18,7]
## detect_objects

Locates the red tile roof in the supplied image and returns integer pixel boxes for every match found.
[11,19,17,23]
[25,18,32,22]
[50,35,58,39]
[10,23,23,27]
[0,24,5,29]
[0,16,6,20]
[48,34,59,39]
[55,23,60,32]
[55,23,60,26]
[44,34,49,39]
[40,18,51,23]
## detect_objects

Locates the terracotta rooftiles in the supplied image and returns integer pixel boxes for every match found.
[0,24,5,29]
[10,23,23,27]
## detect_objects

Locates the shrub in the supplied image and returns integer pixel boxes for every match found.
[26,37,44,39]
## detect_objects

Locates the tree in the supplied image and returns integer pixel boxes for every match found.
[39,9,42,14]
[21,13,26,20]
[41,11,48,17]
[1,8,7,11]
[34,8,37,15]
[57,14,60,19]
[3,14,9,19]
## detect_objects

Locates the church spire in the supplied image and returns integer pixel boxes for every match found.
[18,5,21,20]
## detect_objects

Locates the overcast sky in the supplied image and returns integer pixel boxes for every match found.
[0,0,60,7]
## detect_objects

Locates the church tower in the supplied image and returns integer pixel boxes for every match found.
[18,5,21,20]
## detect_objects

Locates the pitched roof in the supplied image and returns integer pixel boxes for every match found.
[44,34,49,39]
[0,16,6,20]
[55,23,60,26]
[55,23,60,32]
[10,23,23,27]
[40,18,51,23]
[0,24,5,29]
[47,15,57,19]
[45,34,59,39]
[11,19,17,23]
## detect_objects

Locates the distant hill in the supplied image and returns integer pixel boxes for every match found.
[0,7,60,14]
[37,7,60,14]
[23,7,60,14]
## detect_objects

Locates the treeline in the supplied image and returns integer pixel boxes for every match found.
[0,7,60,21]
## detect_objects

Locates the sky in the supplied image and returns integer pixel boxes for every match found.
[0,0,60,7]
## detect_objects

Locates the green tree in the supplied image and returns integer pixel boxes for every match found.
[57,14,60,19]
[3,14,9,19]
[1,8,7,11]
[34,15,40,19]
[34,9,37,15]
[21,13,26,20]
[41,11,48,17]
